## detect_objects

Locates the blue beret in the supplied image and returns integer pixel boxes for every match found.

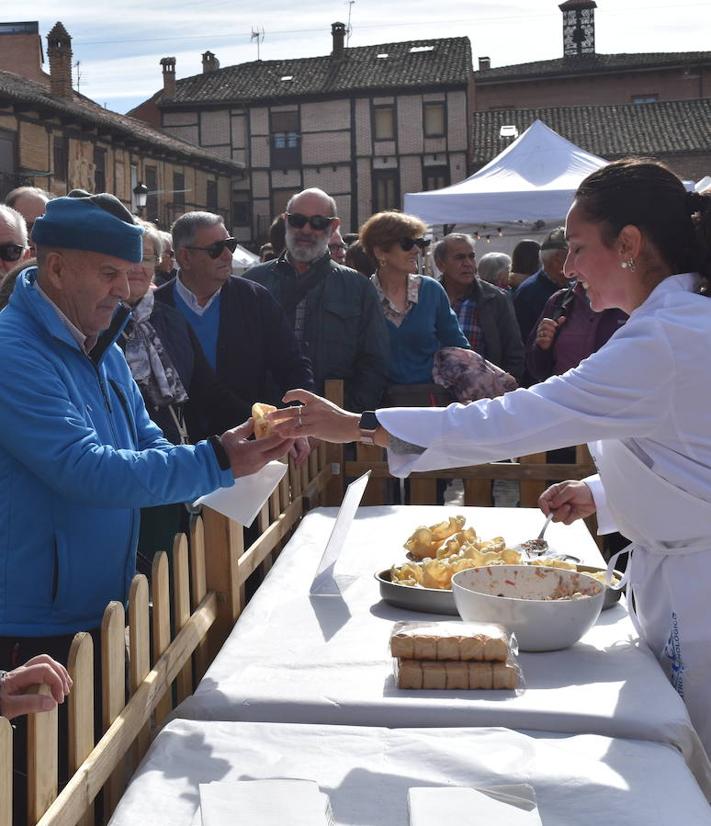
[32,194,144,263]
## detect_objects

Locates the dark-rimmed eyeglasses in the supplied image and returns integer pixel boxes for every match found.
[0,243,25,263]
[183,237,238,259]
[286,213,336,231]
[399,237,430,252]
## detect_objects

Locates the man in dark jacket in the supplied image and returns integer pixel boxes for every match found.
[156,211,314,461]
[435,234,524,382]
[245,188,389,412]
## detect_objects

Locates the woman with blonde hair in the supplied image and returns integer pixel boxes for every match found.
[360,211,468,398]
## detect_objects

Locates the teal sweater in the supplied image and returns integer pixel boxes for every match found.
[384,276,469,384]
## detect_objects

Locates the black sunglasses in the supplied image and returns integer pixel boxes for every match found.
[0,243,25,263]
[184,237,238,259]
[399,237,431,252]
[286,213,336,231]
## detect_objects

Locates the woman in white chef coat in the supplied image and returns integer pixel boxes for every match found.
[269,159,711,753]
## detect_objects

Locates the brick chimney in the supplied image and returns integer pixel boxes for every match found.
[331,22,346,59]
[160,57,176,96]
[202,51,220,73]
[559,0,597,56]
[47,21,73,98]
[0,21,46,84]
[478,56,491,70]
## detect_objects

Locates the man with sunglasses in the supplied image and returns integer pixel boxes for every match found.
[0,204,31,277]
[247,188,389,412]
[5,186,50,255]
[156,211,313,463]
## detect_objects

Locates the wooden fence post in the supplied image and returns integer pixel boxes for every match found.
[27,685,58,824]
[128,575,151,770]
[189,518,210,682]
[151,553,172,727]
[101,601,126,819]
[0,718,12,826]
[67,633,95,826]
[172,534,193,704]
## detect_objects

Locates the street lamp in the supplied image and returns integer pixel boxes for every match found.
[133,182,148,215]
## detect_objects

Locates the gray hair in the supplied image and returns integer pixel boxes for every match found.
[433,233,475,265]
[477,252,511,285]
[171,211,224,251]
[0,204,28,247]
[5,186,51,209]
[540,246,564,266]
[286,188,337,216]
[138,220,164,258]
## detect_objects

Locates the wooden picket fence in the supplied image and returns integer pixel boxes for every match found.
[1,379,599,826]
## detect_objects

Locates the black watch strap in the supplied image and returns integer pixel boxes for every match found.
[208,435,231,471]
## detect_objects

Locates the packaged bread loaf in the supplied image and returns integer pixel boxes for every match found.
[397,659,520,691]
[390,621,513,662]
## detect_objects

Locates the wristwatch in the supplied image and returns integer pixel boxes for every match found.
[358,411,379,445]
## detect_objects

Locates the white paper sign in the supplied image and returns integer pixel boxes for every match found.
[193,460,287,526]
[408,785,540,826]
[199,779,331,826]
[310,471,371,595]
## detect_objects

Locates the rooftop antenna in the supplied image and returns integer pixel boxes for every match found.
[345,0,355,45]
[251,26,265,61]
[74,59,82,93]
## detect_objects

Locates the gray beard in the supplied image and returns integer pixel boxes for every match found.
[285,229,330,263]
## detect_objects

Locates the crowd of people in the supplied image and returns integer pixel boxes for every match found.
[1,159,710,813]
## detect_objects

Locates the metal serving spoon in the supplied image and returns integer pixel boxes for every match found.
[518,513,553,557]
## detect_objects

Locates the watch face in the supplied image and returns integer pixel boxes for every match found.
[359,411,379,431]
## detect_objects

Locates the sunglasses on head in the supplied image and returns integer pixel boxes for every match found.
[399,237,430,252]
[0,243,25,263]
[184,237,238,259]
[286,213,335,231]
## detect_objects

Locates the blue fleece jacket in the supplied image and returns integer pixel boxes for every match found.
[385,276,469,384]
[0,269,233,636]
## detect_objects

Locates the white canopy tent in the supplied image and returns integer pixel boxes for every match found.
[404,119,608,226]
[232,243,259,274]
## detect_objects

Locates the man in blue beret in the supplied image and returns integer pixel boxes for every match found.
[0,192,293,659]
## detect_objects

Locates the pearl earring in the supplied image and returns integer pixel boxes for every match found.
[621,258,636,271]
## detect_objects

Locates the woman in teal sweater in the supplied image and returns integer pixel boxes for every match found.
[360,211,469,385]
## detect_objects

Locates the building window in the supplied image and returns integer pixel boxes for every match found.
[271,111,300,168]
[53,136,68,191]
[232,191,250,227]
[423,102,446,138]
[145,165,158,221]
[94,147,106,193]
[632,94,658,104]
[206,179,218,211]
[173,171,185,210]
[373,105,395,141]
[372,170,399,212]
[423,166,450,191]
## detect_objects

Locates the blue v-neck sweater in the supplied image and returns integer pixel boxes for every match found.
[385,276,469,384]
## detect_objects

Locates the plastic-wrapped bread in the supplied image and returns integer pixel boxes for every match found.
[390,621,512,662]
[396,659,521,690]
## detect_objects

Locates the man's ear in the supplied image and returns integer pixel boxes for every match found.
[175,247,190,272]
[327,217,341,240]
[42,251,66,291]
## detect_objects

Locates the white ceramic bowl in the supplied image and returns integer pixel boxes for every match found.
[451,565,604,652]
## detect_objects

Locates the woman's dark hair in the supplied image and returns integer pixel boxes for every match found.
[575,158,711,291]
[345,240,376,277]
[511,239,541,276]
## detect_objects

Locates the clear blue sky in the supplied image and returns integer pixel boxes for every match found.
[3,0,710,113]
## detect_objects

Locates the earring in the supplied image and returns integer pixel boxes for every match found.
[621,258,636,271]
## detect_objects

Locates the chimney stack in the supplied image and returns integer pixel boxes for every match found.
[202,51,220,73]
[478,56,491,70]
[47,21,73,98]
[331,22,346,59]
[559,0,597,57]
[160,57,176,96]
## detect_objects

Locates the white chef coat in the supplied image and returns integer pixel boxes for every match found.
[377,273,711,756]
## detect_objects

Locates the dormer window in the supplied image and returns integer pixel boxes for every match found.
[280,75,294,82]
[409,45,434,54]
[376,53,389,59]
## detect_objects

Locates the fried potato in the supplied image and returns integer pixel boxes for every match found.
[252,402,277,439]
[404,515,467,560]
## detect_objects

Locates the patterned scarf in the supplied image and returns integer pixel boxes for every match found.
[123,291,189,410]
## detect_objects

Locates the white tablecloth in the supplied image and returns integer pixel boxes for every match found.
[110,719,711,826]
[176,506,711,796]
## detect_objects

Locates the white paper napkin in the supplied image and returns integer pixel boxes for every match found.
[199,778,332,826]
[193,460,287,527]
[310,471,370,595]
[408,784,541,825]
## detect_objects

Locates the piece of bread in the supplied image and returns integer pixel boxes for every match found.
[252,402,277,439]
[445,661,469,690]
[390,634,415,660]
[422,661,447,690]
[389,621,510,662]
[412,635,437,660]
[492,662,519,690]
[397,659,423,690]
[468,662,493,689]
[483,637,509,663]
[459,635,485,661]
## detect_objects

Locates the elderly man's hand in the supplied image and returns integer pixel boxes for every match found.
[535,316,565,351]
[0,655,72,720]
[220,419,294,478]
